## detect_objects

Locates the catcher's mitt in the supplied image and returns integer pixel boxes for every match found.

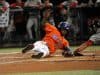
[62,50,73,57]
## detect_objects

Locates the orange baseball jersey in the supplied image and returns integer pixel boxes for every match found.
[43,22,69,54]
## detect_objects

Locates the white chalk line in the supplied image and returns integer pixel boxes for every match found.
[0,55,99,60]
[0,55,62,61]
[0,55,100,65]
[0,56,25,59]
[0,52,99,65]
[0,52,20,55]
[0,52,62,64]
[0,57,100,65]
[0,59,33,65]
[0,58,67,65]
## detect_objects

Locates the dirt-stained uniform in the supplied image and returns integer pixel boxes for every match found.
[22,22,72,58]
[43,23,69,54]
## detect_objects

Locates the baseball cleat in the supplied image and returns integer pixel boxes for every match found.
[74,51,84,56]
[31,52,43,59]
[22,44,34,53]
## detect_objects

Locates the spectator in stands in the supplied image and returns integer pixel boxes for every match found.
[10,0,25,42]
[50,0,68,27]
[96,0,100,6]
[59,1,69,21]
[42,0,55,26]
[52,0,70,27]
[10,0,24,8]
[77,0,97,7]
[24,0,42,41]
[0,0,10,40]
[88,0,97,7]
[69,0,78,8]
[0,0,9,27]
[77,0,89,7]
[69,0,79,41]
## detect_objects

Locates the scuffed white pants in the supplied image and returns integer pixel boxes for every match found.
[32,41,50,58]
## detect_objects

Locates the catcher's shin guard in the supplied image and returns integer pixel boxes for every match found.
[22,44,34,53]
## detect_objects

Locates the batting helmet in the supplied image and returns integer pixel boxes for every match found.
[58,22,71,30]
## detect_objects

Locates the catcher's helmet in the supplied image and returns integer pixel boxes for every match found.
[58,22,71,30]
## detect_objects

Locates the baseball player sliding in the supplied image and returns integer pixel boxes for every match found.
[22,22,73,59]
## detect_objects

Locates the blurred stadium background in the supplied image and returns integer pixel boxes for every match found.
[0,1,100,75]
[0,0,100,48]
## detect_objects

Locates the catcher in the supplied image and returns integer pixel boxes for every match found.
[22,22,73,59]
[74,19,100,56]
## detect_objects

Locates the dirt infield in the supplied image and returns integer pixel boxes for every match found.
[0,50,100,74]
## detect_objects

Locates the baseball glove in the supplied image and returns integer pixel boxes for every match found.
[62,50,73,57]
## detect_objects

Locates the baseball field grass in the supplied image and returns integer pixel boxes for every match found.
[0,45,100,53]
[6,70,100,75]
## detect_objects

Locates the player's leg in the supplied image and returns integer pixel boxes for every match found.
[31,52,44,59]
[74,33,100,56]
[74,40,93,56]
[22,44,34,53]
[31,41,50,59]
